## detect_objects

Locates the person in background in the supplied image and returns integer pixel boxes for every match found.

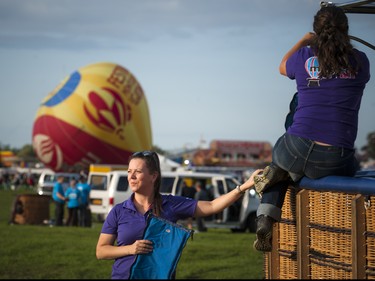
[26,173,35,188]
[181,180,196,230]
[65,178,81,227]
[10,173,21,191]
[96,150,263,279]
[194,181,210,232]
[77,175,92,227]
[52,175,66,226]
[79,169,88,179]
[253,4,370,252]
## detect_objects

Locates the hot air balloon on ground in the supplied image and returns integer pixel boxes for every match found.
[32,62,152,172]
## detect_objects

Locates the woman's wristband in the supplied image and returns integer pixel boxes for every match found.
[236,185,245,194]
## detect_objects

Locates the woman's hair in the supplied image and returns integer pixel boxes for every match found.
[129,151,163,216]
[311,5,358,78]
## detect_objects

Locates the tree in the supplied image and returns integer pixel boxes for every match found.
[16,144,36,158]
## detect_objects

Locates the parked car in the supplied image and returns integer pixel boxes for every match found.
[36,170,80,196]
[88,169,260,232]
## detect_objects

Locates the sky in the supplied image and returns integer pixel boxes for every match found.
[0,0,374,153]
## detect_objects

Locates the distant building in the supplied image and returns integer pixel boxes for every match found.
[192,140,272,168]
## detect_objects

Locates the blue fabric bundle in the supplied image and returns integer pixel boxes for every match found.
[129,214,194,279]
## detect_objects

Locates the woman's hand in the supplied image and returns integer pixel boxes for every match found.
[129,239,153,255]
[241,169,264,191]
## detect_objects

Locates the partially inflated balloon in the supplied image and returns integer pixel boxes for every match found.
[32,62,152,171]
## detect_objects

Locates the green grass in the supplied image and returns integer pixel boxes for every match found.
[0,186,264,279]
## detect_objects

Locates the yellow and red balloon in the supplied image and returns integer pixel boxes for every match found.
[32,62,152,171]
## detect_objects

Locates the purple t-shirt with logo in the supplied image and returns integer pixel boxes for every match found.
[286,46,370,149]
[100,194,197,279]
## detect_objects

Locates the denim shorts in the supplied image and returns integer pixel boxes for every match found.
[272,133,359,182]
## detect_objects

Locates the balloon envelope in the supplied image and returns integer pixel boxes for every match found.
[32,62,152,171]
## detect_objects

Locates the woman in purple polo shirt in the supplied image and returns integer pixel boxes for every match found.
[253,3,370,252]
[96,150,263,279]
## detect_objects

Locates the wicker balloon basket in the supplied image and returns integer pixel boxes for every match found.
[10,194,51,225]
[264,186,375,279]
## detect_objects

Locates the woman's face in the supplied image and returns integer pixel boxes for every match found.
[128,158,155,193]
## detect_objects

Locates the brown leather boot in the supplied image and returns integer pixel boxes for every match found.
[254,163,289,195]
[253,215,275,252]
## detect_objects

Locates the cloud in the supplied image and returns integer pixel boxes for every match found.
[0,0,317,50]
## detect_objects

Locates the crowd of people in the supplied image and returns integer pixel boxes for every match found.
[0,170,38,190]
[52,175,92,227]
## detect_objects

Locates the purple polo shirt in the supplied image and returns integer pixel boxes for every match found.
[286,46,370,149]
[100,193,197,279]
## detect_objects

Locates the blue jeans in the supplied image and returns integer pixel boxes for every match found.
[257,133,359,221]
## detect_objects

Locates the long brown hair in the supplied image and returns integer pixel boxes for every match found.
[311,5,358,78]
[129,151,163,216]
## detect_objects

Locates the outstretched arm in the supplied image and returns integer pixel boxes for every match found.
[194,169,263,217]
[279,32,316,76]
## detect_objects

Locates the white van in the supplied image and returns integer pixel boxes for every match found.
[36,169,80,196]
[89,170,131,220]
[88,170,260,232]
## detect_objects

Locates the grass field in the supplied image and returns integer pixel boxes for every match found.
[0,186,265,279]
